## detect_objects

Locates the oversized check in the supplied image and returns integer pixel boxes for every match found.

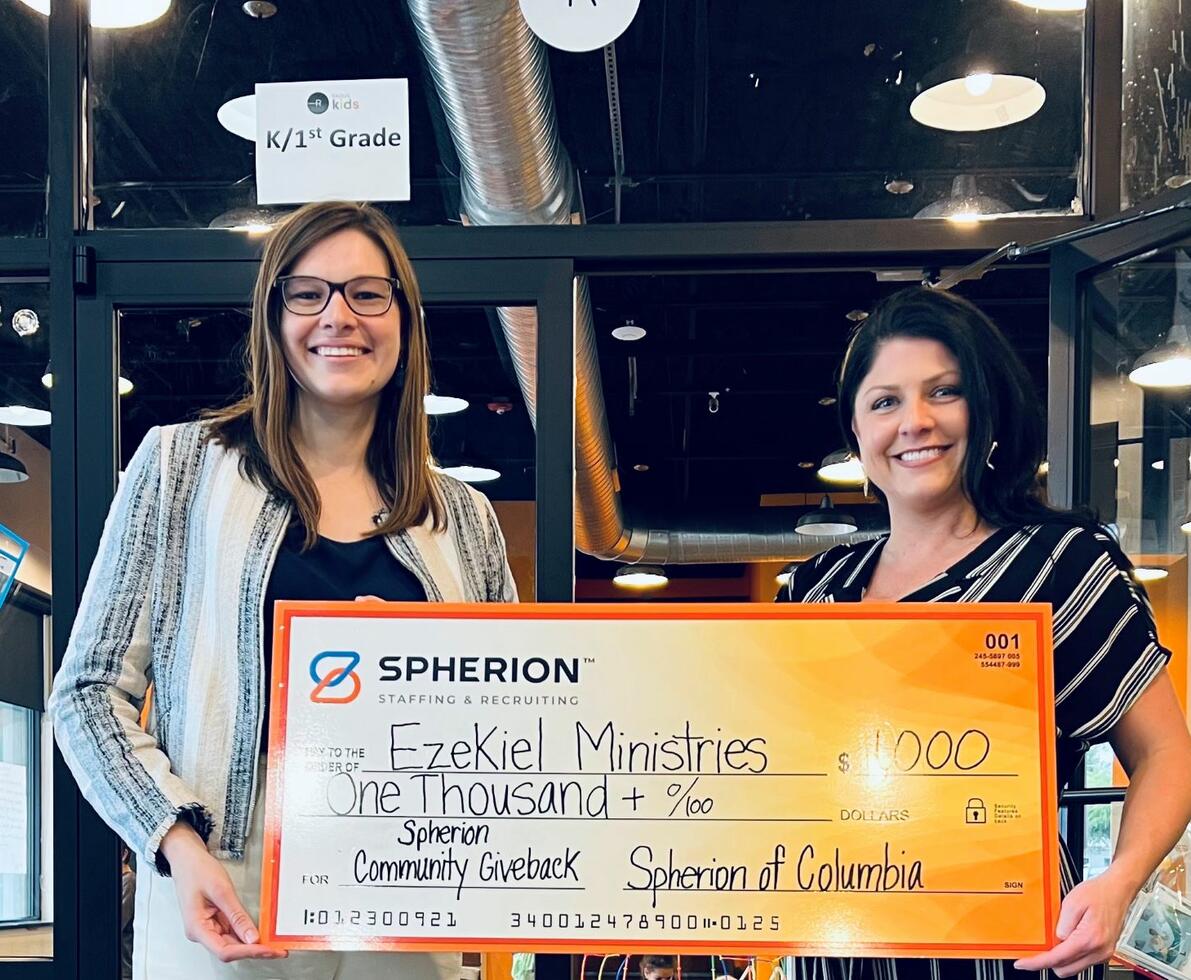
[260,602,1059,957]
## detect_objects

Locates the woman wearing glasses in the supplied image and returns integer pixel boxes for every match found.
[780,288,1191,980]
[49,201,517,978]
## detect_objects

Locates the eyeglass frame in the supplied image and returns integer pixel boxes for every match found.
[272,275,405,317]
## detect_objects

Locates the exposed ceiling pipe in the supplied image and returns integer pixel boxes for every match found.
[407,0,878,562]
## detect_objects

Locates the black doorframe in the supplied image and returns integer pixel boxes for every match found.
[60,253,575,980]
[1047,185,1191,875]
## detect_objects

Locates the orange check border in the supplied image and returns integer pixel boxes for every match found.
[260,601,1059,958]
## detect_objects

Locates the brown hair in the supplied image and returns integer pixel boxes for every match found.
[640,957,676,972]
[205,201,444,548]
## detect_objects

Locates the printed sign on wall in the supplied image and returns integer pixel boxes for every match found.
[255,79,410,205]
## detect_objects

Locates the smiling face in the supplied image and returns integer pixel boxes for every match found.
[851,337,970,514]
[278,227,402,414]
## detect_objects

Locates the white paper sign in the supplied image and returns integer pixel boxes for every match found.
[255,79,411,205]
[519,0,640,52]
[0,762,28,876]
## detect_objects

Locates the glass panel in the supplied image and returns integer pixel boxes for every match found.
[1082,801,1124,880]
[1122,0,1191,208]
[575,266,1051,600]
[0,5,48,236]
[90,1,1083,228]
[0,280,52,958]
[1083,243,1191,791]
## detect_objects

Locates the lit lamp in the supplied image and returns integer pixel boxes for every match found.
[915,175,1013,223]
[613,565,668,589]
[1180,514,1191,535]
[17,0,172,28]
[795,496,859,537]
[910,64,1045,133]
[1132,567,1169,584]
[432,462,501,483]
[1008,0,1085,9]
[424,394,469,416]
[817,448,865,486]
[1128,312,1191,390]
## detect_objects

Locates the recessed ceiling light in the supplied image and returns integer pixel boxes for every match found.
[17,0,172,28]
[1132,566,1169,583]
[424,394,469,415]
[11,309,39,337]
[613,565,668,589]
[612,321,646,341]
[433,464,501,483]
[0,406,51,426]
[910,73,1046,132]
[217,95,257,141]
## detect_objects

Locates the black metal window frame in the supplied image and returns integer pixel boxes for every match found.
[0,0,1153,976]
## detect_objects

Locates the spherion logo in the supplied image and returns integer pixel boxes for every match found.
[307,92,329,114]
[309,650,362,703]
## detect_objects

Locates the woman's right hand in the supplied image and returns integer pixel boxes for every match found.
[158,822,288,963]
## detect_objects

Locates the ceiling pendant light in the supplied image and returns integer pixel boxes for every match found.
[1128,312,1191,389]
[217,95,257,141]
[796,496,859,537]
[0,406,51,426]
[817,448,865,485]
[915,175,1013,222]
[1008,0,1085,9]
[424,394,470,416]
[911,69,1045,132]
[1180,514,1191,535]
[432,463,501,483]
[1132,566,1169,584]
[613,565,668,590]
[17,0,173,29]
[0,430,28,484]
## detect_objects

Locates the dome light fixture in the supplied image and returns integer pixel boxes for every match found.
[18,0,172,28]
[433,463,501,484]
[1132,566,1169,584]
[0,406,51,427]
[1128,318,1191,389]
[424,394,469,416]
[817,448,865,486]
[1008,0,1085,9]
[612,320,646,342]
[613,565,668,589]
[0,448,28,484]
[796,495,859,537]
[216,95,257,141]
[911,71,1046,132]
[1180,514,1191,535]
[915,175,1013,223]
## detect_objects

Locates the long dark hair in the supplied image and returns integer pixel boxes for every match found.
[837,287,1093,530]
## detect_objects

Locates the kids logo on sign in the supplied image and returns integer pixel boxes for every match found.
[309,650,362,704]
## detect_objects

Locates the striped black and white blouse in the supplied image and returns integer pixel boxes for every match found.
[775,521,1171,980]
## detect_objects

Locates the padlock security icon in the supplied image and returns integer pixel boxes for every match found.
[965,797,987,824]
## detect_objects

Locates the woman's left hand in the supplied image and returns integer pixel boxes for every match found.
[1014,868,1136,977]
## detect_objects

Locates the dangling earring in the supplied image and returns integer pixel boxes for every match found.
[986,440,998,470]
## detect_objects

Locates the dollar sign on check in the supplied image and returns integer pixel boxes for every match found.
[838,752,850,773]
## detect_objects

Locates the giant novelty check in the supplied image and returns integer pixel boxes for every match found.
[260,603,1059,957]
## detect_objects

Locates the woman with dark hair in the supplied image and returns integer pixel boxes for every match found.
[49,201,517,978]
[780,287,1191,980]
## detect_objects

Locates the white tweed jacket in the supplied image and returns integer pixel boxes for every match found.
[48,421,517,872]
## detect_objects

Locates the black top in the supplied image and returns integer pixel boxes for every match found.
[261,520,426,745]
[776,522,1170,980]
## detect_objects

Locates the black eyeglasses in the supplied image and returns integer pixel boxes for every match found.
[274,275,403,317]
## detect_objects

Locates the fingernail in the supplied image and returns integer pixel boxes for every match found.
[246,929,259,943]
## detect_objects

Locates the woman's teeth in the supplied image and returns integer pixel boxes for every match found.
[899,447,945,462]
[312,346,365,357]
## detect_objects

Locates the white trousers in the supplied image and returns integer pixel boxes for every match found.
[132,766,463,980]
